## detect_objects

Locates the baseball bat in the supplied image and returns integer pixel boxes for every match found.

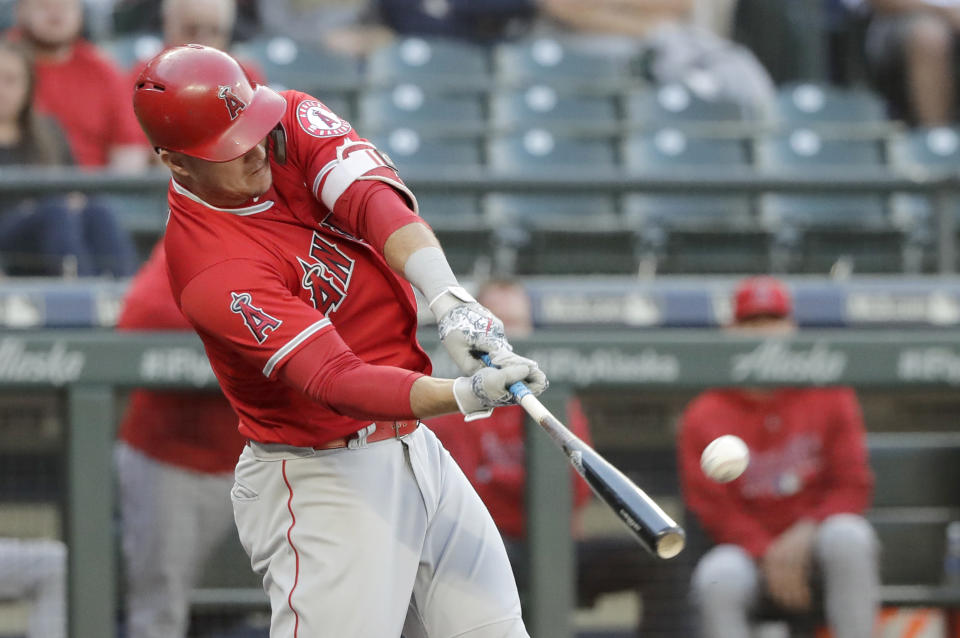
[482,355,686,559]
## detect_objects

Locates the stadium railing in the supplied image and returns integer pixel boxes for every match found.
[5,329,960,637]
[0,166,959,275]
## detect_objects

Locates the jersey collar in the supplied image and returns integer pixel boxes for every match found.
[171,179,275,216]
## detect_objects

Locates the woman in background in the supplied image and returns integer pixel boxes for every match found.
[0,38,136,276]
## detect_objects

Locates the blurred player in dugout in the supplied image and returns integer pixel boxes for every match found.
[678,276,880,638]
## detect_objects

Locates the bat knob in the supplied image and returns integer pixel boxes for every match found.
[656,530,686,559]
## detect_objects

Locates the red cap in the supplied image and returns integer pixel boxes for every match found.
[733,276,792,322]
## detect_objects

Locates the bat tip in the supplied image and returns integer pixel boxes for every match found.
[655,530,686,559]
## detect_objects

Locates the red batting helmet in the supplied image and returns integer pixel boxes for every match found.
[133,44,286,162]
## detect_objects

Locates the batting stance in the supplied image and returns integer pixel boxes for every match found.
[132,45,547,638]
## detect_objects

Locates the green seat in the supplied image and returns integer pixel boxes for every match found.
[774,83,887,126]
[489,86,618,135]
[624,85,747,128]
[487,130,616,176]
[234,36,361,95]
[368,129,482,173]
[493,38,632,93]
[366,37,490,91]
[417,194,491,276]
[357,85,485,136]
[483,193,633,275]
[623,129,766,273]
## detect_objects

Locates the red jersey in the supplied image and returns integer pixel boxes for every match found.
[678,387,873,558]
[427,399,594,539]
[116,242,244,474]
[164,90,431,447]
[31,39,147,167]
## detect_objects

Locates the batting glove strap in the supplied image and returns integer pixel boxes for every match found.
[437,302,511,375]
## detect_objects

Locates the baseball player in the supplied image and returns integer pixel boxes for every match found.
[678,276,879,638]
[131,45,547,638]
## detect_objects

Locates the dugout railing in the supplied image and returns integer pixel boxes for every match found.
[4,330,960,637]
[1,166,960,273]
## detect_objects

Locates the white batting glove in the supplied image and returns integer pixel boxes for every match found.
[452,350,549,421]
[431,286,512,375]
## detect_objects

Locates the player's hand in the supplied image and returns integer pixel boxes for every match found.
[452,351,548,421]
[761,520,817,611]
[432,287,511,374]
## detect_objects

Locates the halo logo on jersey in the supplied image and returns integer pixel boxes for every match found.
[230,292,282,343]
[297,233,355,314]
[297,100,352,138]
[218,85,248,120]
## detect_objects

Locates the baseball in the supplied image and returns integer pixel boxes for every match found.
[700,435,750,483]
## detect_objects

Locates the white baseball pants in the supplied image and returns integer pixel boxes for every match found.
[232,425,529,638]
[0,537,65,638]
[691,513,880,638]
[115,442,237,638]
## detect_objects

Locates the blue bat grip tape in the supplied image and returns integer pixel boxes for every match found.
[480,354,532,400]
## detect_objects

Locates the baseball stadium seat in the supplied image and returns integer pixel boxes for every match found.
[357,84,486,137]
[483,193,633,275]
[622,129,768,273]
[365,37,490,91]
[756,128,903,273]
[487,129,617,176]
[368,129,483,173]
[492,38,635,93]
[418,194,493,276]
[624,85,748,131]
[773,83,888,126]
[233,35,361,96]
[489,86,618,135]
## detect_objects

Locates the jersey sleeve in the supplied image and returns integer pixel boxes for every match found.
[178,257,335,379]
[282,91,422,246]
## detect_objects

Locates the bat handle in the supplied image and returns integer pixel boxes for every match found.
[480,353,532,400]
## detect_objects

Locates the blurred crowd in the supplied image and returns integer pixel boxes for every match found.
[0,0,958,280]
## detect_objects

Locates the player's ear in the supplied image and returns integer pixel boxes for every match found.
[158,149,191,179]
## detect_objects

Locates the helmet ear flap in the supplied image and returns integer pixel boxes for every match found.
[269,124,286,165]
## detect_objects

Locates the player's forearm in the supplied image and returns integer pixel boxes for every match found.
[384,221,443,274]
[410,376,462,418]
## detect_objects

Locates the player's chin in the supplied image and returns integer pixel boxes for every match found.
[246,165,273,195]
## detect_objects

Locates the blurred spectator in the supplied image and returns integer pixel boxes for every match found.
[11,0,150,171]
[112,0,260,41]
[114,240,245,638]
[539,0,692,43]
[257,0,392,56]
[0,537,66,638]
[0,37,136,276]
[426,279,593,562]
[862,0,960,125]
[678,276,879,638]
[376,0,536,43]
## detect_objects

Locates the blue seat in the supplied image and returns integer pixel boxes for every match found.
[365,37,490,91]
[493,38,632,92]
[490,86,618,134]
[357,85,485,136]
